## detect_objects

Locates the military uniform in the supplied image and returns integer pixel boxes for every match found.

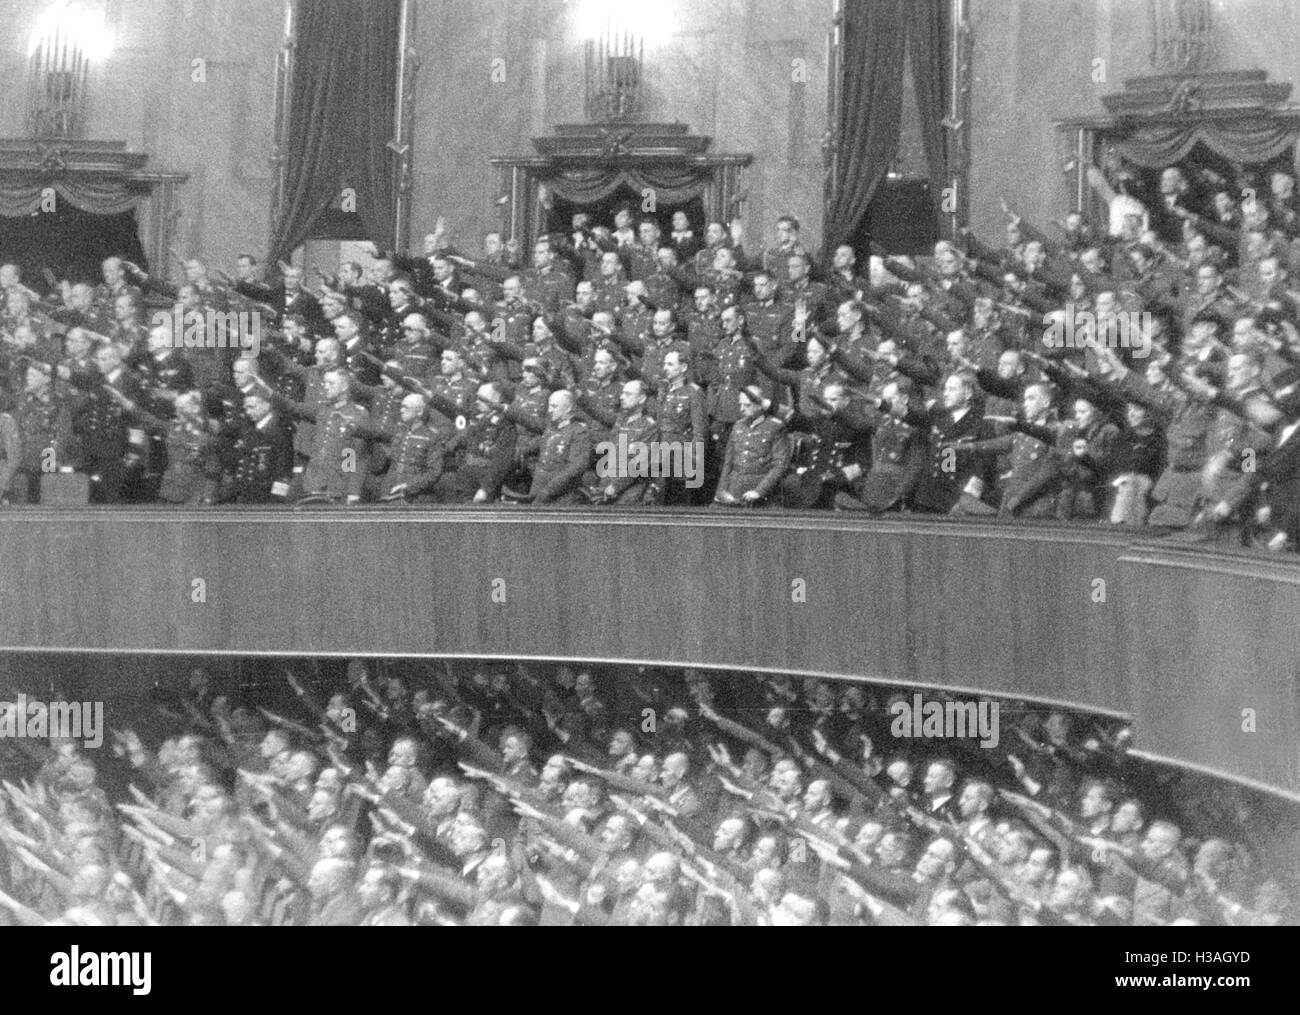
[692,243,731,277]
[1114,371,1216,528]
[522,264,576,313]
[235,281,326,334]
[743,298,796,364]
[618,303,654,356]
[592,275,628,318]
[521,339,576,390]
[655,380,708,505]
[683,306,723,380]
[1177,286,1244,335]
[272,357,329,459]
[636,337,690,394]
[643,269,683,312]
[92,279,143,317]
[388,335,439,380]
[962,418,1064,517]
[364,384,409,436]
[763,242,807,277]
[377,299,427,353]
[8,388,73,503]
[1055,416,1121,520]
[703,335,758,426]
[487,298,536,346]
[779,277,832,323]
[754,355,847,419]
[716,414,792,505]
[136,350,194,406]
[339,334,381,387]
[134,412,220,505]
[825,271,869,307]
[843,406,926,512]
[576,375,623,446]
[294,399,371,501]
[220,414,294,504]
[425,374,478,434]
[584,409,660,504]
[529,417,593,504]
[906,405,994,514]
[370,421,448,502]
[70,370,144,503]
[459,332,512,385]
[780,406,873,509]
[626,244,660,282]
[436,409,517,502]
[698,268,745,310]
[508,382,552,470]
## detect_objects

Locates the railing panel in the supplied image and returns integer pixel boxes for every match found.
[0,508,1293,797]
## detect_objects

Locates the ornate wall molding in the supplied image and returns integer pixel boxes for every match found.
[491,122,751,241]
[0,138,187,274]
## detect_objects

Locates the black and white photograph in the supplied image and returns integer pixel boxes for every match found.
[0,0,1295,968]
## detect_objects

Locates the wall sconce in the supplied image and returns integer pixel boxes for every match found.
[577,0,674,122]
[27,0,115,139]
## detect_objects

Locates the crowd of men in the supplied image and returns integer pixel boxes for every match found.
[0,659,1294,927]
[2,164,1300,549]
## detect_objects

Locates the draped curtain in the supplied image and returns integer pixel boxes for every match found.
[1113,119,1299,168]
[822,0,908,257]
[545,166,708,207]
[908,0,951,231]
[0,178,145,217]
[269,0,401,266]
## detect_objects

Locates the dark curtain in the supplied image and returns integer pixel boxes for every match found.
[823,0,909,258]
[908,0,950,232]
[269,0,400,266]
[0,205,147,290]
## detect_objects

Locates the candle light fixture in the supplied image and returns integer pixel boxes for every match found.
[27,0,115,139]
[577,0,673,123]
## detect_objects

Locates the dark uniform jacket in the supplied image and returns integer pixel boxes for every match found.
[12,388,73,480]
[444,409,517,501]
[852,405,927,511]
[135,351,194,408]
[1111,370,1216,527]
[907,404,994,513]
[221,414,294,504]
[962,416,1065,516]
